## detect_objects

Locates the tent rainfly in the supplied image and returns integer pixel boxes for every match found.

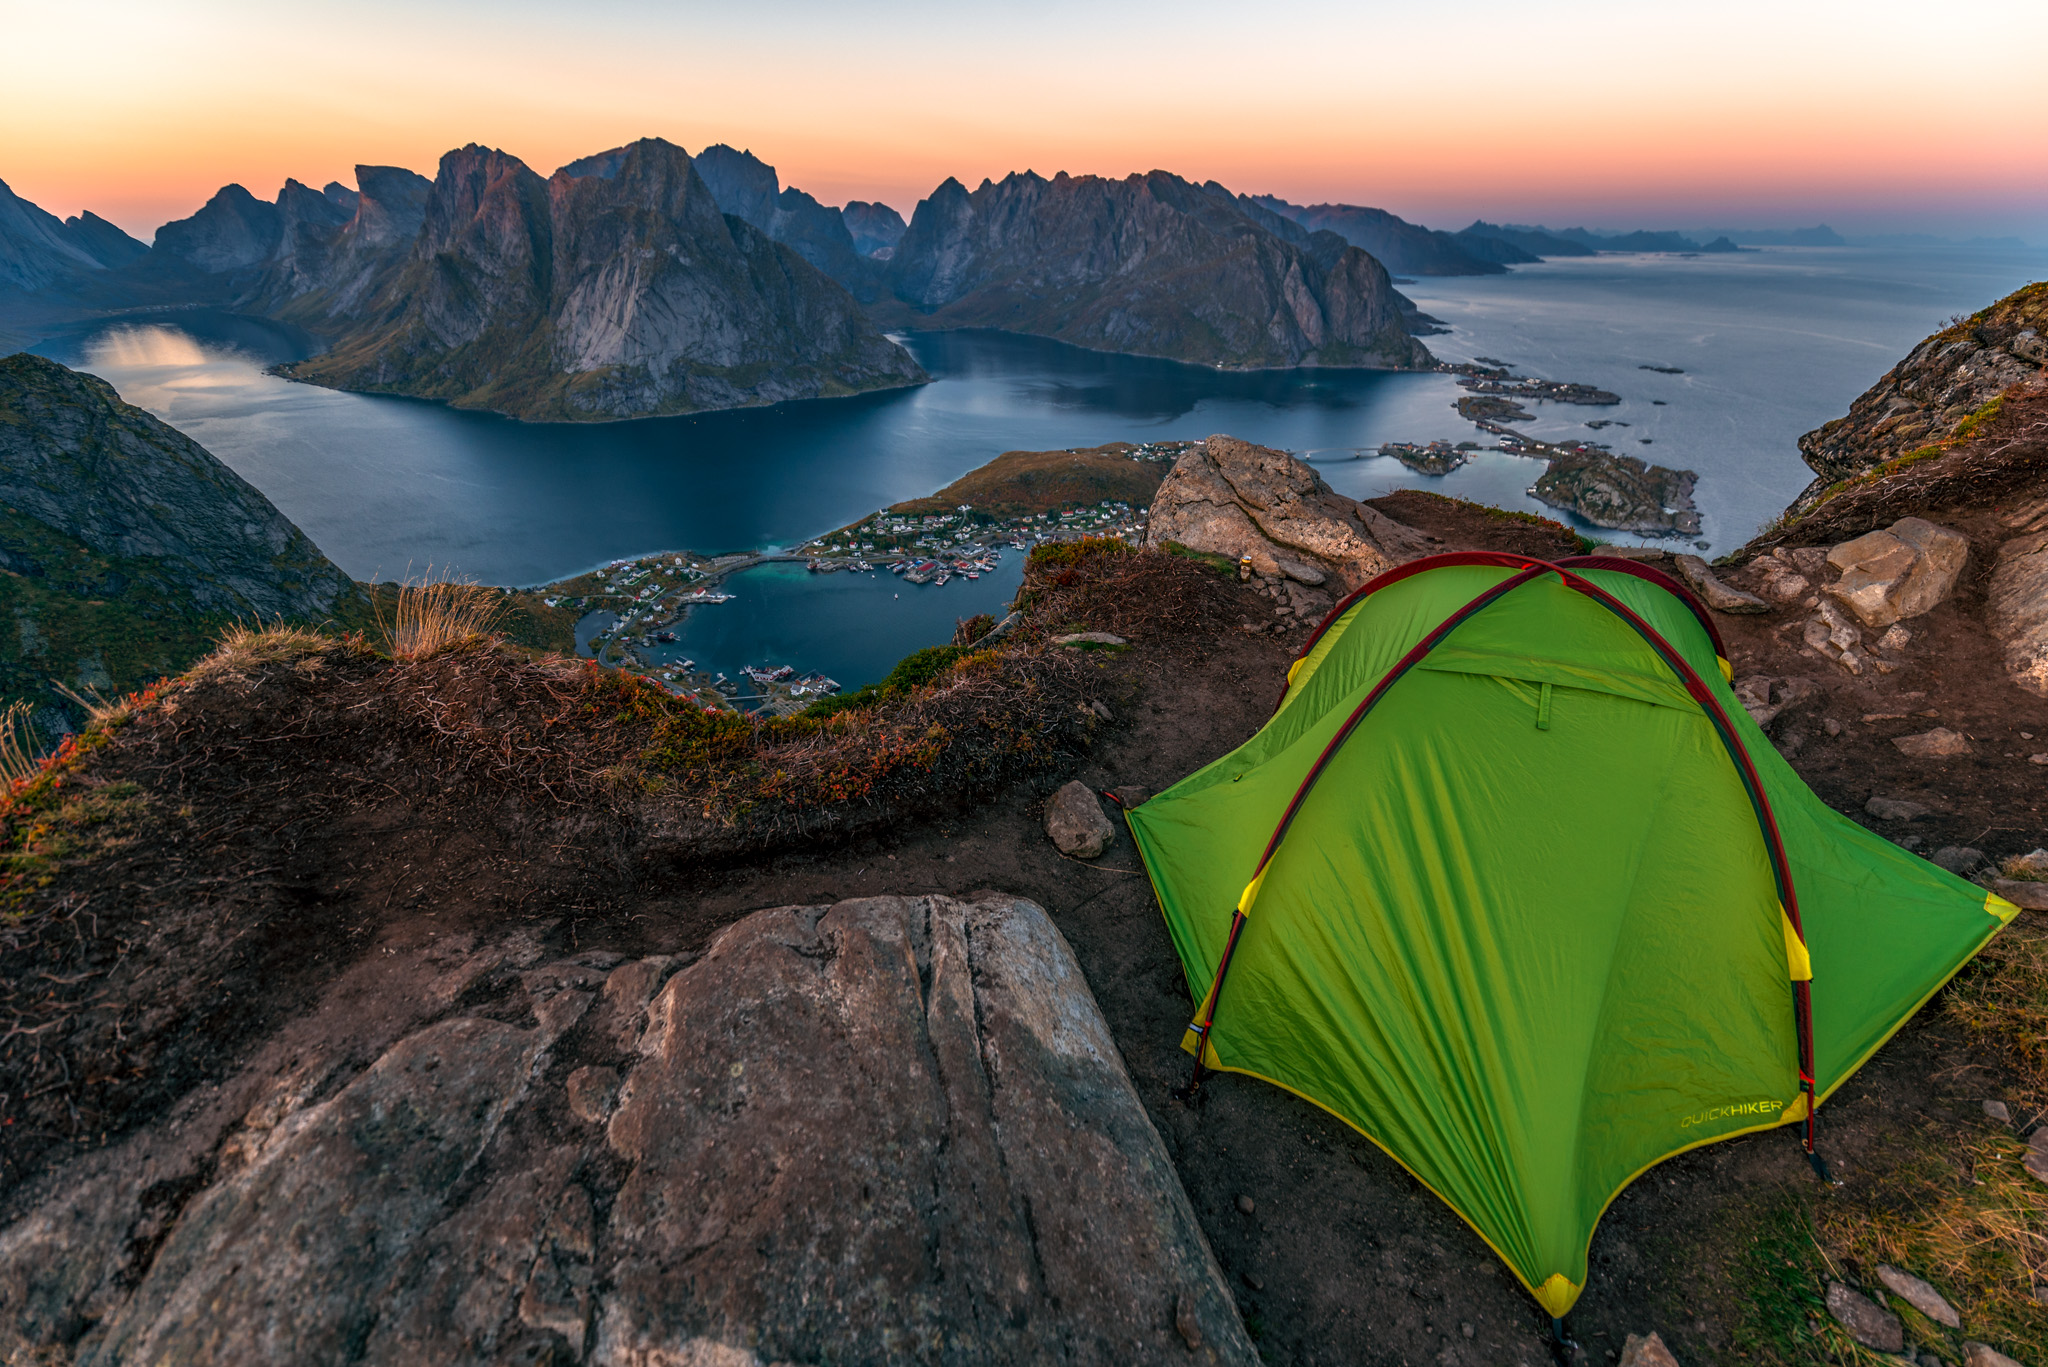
[1128,552,2013,1319]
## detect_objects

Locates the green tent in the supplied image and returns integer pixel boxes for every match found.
[1128,552,2014,1317]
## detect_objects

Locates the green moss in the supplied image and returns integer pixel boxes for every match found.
[1725,1197,1830,1365]
[1158,540,1240,576]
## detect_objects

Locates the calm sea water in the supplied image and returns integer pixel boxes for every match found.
[646,557,1029,692]
[32,242,2043,685]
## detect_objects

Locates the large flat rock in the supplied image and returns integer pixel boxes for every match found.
[0,895,1253,1367]
[1146,434,1428,589]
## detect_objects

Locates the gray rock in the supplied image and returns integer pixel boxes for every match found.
[1986,531,2048,696]
[1235,1194,1256,1215]
[1675,555,1770,612]
[88,1016,551,1363]
[1146,436,1431,592]
[1933,846,1988,875]
[1865,795,1931,822]
[1619,1331,1683,1366]
[1827,1281,1905,1353]
[1876,1264,1960,1328]
[1963,1343,2027,1367]
[1052,631,1129,646]
[1046,779,1118,858]
[1732,675,1816,729]
[1986,1099,2013,1124]
[1108,784,1152,810]
[1895,728,1972,758]
[1825,518,1970,628]
[2027,1128,2048,1184]
[601,894,1256,1365]
[1878,624,1914,653]
[1989,880,2048,912]
[1,899,1257,1366]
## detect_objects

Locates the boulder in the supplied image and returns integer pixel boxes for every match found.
[0,897,1258,1366]
[1987,530,2048,696]
[1047,779,1118,858]
[1824,517,1969,628]
[1675,554,1770,613]
[1147,435,1429,591]
[1826,1281,1905,1353]
[1619,1331,1683,1366]
[1875,1264,1960,1328]
[1894,728,1972,758]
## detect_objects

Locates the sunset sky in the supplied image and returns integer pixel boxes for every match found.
[4,0,2044,243]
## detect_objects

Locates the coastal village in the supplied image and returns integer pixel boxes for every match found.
[542,440,1183,713]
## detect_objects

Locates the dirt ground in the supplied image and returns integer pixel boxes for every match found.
[2,496,2042,1366]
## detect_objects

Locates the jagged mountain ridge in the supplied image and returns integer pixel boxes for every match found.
[690,145,880,299]
[281,139,925,421]
[1251,197,1515,276]
[883,170,1433,370]
[0,178,148,293]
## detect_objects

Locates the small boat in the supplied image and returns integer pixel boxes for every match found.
[966,572,980,580]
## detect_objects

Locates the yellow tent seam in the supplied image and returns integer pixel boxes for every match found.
[1781,906,1812,981]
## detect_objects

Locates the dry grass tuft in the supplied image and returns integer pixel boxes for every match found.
[186,621,338,688]
[381,574,506,661]
[0,702,42,786]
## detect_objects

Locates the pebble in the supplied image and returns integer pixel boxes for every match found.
[1875,1264,1960,1328]
[1986,1099,2013,1124]
[1174,1290,1202,1350]
[1618,1330,1682,1367]
[2031,754,2048,765]
[1893,727,1971,758]
[1241,1272,1264,1291]
[1235,1194,1255,1215]
[1826,1281,1904,1353]
[1865,795,1930,822]
[1963,1344,2025,1367]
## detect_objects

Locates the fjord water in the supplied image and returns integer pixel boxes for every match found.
[38,243,2044,685]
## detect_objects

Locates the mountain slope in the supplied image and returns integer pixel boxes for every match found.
[0,179,148,293]
[1251,197,1505,276]
[884,171,1431,370]
[283,139,924,420]
[1792,281,2048,504]
[692,145,879,297]
[0,352,362,722]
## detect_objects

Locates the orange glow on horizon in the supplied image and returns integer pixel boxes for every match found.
[4,0,2043,242]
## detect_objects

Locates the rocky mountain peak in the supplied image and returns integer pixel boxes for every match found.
[883,168,1432,370]
[842,200,906,257]
[150,183,282,274]
[283,138,923,420]
[692,144,781,229]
